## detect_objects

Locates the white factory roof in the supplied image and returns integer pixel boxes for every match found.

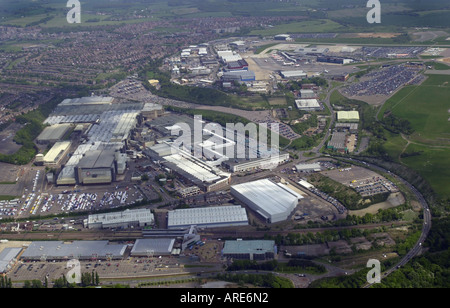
[298,180,315,189]
[86,209,154,227]
[295,99,320,109]
[231,179,300,223]
[281,70,307,78]
[217,50,242,63]
[296,163,321,172]
[167,206,248,229]
[165,153,223,183]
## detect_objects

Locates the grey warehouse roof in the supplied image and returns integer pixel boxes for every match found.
[86,209,154,227]
[21,241,127,260]
[131,238,175,256]
[222,240,275,255]
[167,205,248,229]
[77,149,116,169]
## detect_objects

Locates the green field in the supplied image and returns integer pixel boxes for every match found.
[379,74,450,198]
[380,75,450,146]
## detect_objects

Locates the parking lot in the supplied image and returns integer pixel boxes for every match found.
[342,64,424,102]
[321,166,398,197]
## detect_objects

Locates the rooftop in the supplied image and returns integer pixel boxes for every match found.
[167,205,248,229]
[87,209,154,226]
[223,240,275,255]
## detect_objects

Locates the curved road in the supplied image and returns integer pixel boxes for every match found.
[342,158,432,288]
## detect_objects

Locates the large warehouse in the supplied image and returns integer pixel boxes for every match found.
[231,179,303,223]
[84,209,154,229]
[167,205,248,229]
[21,241,127,261]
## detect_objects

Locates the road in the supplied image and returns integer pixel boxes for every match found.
[343,158,432,288]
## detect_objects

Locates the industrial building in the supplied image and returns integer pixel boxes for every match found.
[41,141,71,167]
[300,89,317,99]
[75,148,117,185]
[217,50,243,63]
[317,56,353,65]
[222,70,256,82]
[335,123,359,134]
[0,247,22,274]
[327,132,348,153]
[223,153,290,173]
[280,70,307,79]
[231,179,303,223]
[295,163,321,173]
[163,151,231,192]
[130,238,175,257]
[222,240,276,260]
[226,59,249,71]
[84,209,154,229]
[337,111,360,123]
[294,47,329,55]
[21,241,127,261]
[167,205,249,229]
[295,99,322,111]
[48,96,144,186]
[36,123,72,144]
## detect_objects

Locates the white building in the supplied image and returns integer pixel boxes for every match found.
[295,99,321,111]
[296,163,321,172]
[231,179,303,223]
[84,209,154,229]
[167,205,248,229]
